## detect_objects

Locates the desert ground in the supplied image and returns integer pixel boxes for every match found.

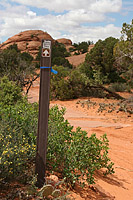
[26,76,133,200]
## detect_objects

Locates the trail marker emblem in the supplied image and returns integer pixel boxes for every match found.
[42,49,50,57]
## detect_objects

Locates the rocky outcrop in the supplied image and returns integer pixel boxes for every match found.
[56,38,73,51]
[0,30,94,66]
[0,31,73,58]
[0,30,54,58]
[56,38,72,46]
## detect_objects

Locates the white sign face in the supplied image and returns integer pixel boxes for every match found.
[42,40,51,57]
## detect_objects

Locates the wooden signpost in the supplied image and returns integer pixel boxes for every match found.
[36,39,52,188]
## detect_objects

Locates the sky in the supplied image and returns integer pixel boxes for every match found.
[0,0,132,44]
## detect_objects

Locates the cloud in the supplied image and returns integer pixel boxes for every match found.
[0,0,122,43]
[62,9,105,24]
[90,0,122,13]
[27,11,37,17]
[10,0,122,13]
[66,24,121,43]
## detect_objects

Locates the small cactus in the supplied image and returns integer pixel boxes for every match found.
[41,184,54,197]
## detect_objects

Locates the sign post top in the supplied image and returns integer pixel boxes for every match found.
[42,40,51,58]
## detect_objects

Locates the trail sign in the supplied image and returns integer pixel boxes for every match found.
[36,39,52,188]
[42,40,51,57]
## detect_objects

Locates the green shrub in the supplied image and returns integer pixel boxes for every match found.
[50,66,91,100]
[0,100,38,180]
[21,52,33,62]
[0,79,114,186]
[47,106,114,186]
[50,66,107,100]
[0,78,38,180]
[52,57,72,68]
[50,66,73,100]
[0,76,23,106]
[0,103,114,186]
[108,83,131,92]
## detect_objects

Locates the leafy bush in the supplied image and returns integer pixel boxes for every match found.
[47,106,114,186]
[0,78,114,186]
[21,52,33,62]
[0,103,114,185]
[0,76,23,106]
[0,78,38,181]
[52,57,72,68]
[108,83,131,92]
[50,66,88,100]
[0,100,38,180]
[68,70,89,98]
[50,66,108,100]
[50,66,72,100]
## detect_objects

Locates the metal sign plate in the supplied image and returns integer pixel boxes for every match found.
[42,40,51,57]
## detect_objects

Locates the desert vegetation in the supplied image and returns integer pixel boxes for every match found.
[50,20,132,100]
[69,41,93,55]
[0,77,114,199]
[0,20,132,199]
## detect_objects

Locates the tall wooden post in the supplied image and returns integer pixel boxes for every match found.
[36,40,52,188]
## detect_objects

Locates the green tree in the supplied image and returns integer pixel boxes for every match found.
[114,19,133,86]
[121,19,133,41]
[0,44,38,93]
[52,41,70,58]
[84,37,119,83]
[72,41,92,54]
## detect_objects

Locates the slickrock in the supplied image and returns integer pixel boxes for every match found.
[0,30,54,58]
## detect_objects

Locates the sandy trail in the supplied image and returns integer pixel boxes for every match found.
[27,81,133,200]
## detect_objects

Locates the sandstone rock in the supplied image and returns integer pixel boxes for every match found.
[56,38,72,46]
[17,41,27,51]
[0,30,54,58]
[27,41,41,50]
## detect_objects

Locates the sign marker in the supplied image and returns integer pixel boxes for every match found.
[36,40,52,188]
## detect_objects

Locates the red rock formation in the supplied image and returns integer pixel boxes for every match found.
[0,30,54,58]
[0,30,94,66]
[56,38,72,46]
